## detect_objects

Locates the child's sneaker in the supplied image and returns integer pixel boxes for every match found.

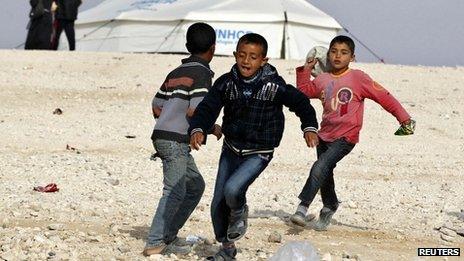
[290,212,316,227]
[163,242,191,255]
[290,212,307,227]
[314,207,336,231]
[226,205,248,242]
[206,248,237,261]
[142,241,191,257]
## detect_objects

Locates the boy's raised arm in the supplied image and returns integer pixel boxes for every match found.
[296,60,320,98]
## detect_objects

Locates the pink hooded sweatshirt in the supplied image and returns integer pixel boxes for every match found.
[296,67,410,144]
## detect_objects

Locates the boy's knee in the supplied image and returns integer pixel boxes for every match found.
[223,183,241,203]
[310,161,328,181]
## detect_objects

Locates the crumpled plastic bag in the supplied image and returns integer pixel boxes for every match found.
[394,119,416,136]
[306,46,331,77]
[269,241,319,261]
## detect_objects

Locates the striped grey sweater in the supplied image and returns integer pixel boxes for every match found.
[151,56,214,143]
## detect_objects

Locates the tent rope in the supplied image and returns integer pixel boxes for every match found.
[77,19,116,41]
[155,19,184,52]
[342,26,385,63]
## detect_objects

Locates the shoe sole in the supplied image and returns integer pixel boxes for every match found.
[290,215,307,227]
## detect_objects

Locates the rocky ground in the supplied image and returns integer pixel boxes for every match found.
[0,50,463,260]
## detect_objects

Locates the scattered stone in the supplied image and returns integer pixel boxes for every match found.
[342,251,351,258]
[440,234,455,242]
[53,108,63,115]
[272,194,279,202]
[347,201,357,209]
[1,251,16,261]
[268,231,282,243]
[257,250,267,259]
[439,227,457,237]
[117,246,130,253]
[456,229,464,237]
[204,238,215,245]
[458,210,464,221]
[66,144,80,154]
[34,235,47,244]
[107,178,120,186]
[48,223,64,231]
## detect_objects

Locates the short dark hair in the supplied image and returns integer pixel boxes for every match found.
[186,22,216,54]
[236,33,268,57]
[330,35,355,54]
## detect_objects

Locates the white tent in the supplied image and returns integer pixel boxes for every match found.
[70,0,341,59]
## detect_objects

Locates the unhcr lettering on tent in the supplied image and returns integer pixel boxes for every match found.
[215,29,252,46]
[119,0,178,12]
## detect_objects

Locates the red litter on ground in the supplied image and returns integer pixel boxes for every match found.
[33,183,59,193]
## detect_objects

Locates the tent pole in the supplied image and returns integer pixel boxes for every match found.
[281,11,288,59]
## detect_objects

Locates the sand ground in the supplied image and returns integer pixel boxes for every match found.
[0,50,463,260]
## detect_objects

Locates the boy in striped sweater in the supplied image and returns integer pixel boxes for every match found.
[143,22,221,257]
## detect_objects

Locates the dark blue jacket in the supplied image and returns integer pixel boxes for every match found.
[189,64,318,151]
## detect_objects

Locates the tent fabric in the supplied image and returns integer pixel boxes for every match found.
[69,0,341,59]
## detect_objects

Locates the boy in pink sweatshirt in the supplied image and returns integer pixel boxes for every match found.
[290,35,415,230]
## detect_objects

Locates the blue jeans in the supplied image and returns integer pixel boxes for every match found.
[211,146,273,243]
[298,138,355,210]
[146,139,205,247]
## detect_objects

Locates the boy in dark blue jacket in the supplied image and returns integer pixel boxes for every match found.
[189,33,319,260]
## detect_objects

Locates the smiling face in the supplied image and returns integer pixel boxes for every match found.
[328,42,355,75]
[233,42,268,78]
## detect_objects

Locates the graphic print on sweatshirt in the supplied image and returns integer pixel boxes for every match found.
[225,81,279,102]
[325,81,353,116]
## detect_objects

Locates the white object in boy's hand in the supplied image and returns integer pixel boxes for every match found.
[305,46,332,77]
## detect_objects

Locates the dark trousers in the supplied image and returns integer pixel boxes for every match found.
[298,138,355,210]
[52,19,76,50]
[211,146,272,242]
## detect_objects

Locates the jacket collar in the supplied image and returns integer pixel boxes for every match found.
[182,55,214,77]
[231,63,277,85]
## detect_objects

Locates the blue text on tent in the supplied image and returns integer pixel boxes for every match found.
[215,29,252,41]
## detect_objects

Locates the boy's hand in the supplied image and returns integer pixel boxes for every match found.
[190,132,205,150]
[304,58,318,71]
[153,107,162,119]
[304,131,319,148]
[394,119,416,136]
[211,124,222,140]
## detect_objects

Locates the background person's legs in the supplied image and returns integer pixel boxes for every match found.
[61,19,76,50]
